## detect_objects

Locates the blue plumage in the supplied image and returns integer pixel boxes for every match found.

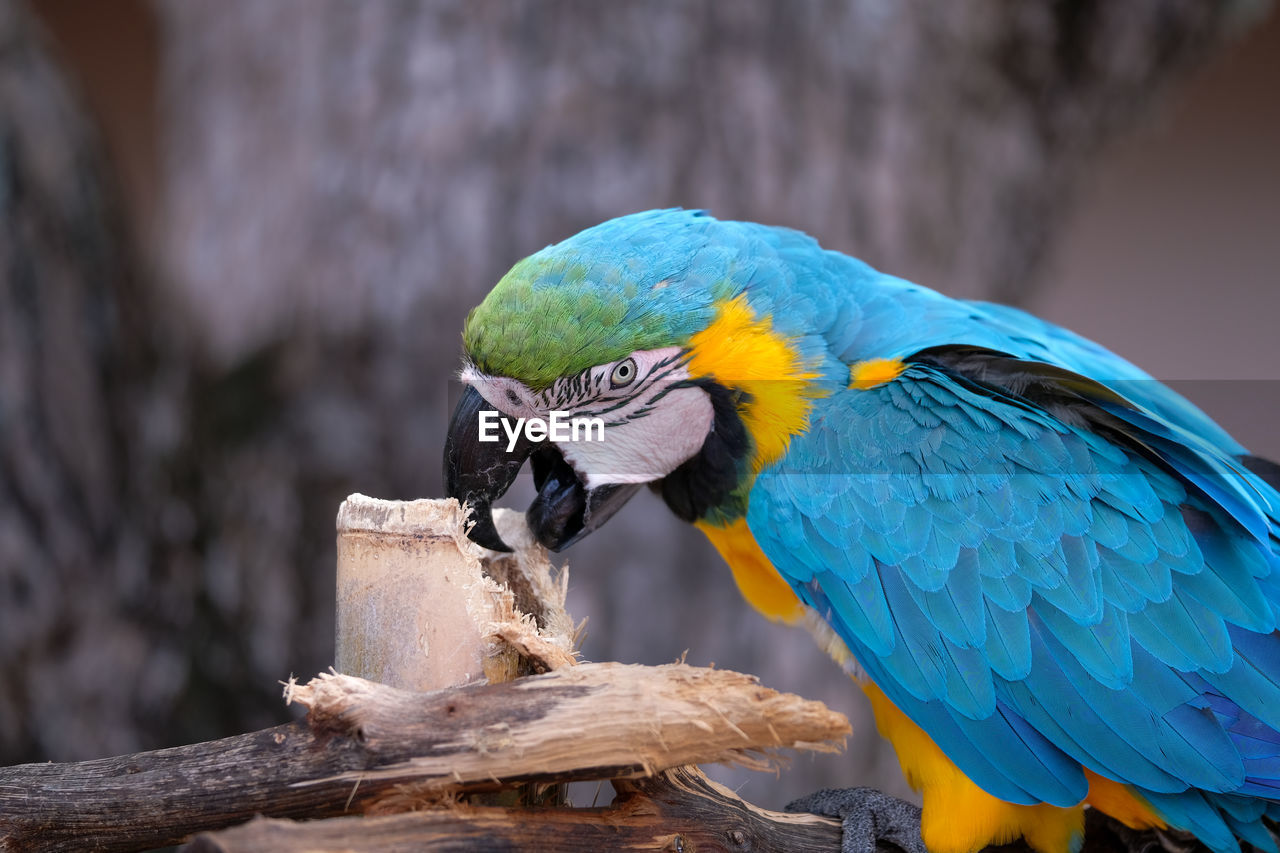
[754,362,1280,775]
[748,338,1280,849]
[458,210,1280,853]
[595,208,1280,851]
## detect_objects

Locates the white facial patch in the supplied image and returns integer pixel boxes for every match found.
[559,383,713,486]
[461,347,716,487]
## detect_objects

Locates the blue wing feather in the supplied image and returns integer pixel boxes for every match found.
[748,363,1280,851]
[576,211,1280,851]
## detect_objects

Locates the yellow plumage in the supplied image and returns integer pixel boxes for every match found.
[686,295,820,471]
[697,517,804,623]
[849,357,907,389]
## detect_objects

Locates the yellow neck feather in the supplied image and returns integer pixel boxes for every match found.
[696,517,804,623]
[685,295,820,472]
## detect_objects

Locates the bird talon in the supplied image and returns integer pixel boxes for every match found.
[787,787,927,853]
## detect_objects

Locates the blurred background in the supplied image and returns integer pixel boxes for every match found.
[2,0,1277,812]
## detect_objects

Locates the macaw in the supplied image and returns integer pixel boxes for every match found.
[444,209,1280,853]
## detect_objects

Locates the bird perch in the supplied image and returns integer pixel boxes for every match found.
[0,661,851,852]
[0,497,1174,852]
[0,498,852,851]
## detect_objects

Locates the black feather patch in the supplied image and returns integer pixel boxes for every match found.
[910,345,1137,434]
[1240,454,1280,492]
[908,347,1266,527]
[656,380,751,522]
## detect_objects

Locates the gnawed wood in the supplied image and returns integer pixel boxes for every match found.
[335,497,577,689]
[0,663,848,852]
[286,662,850,797]
[333,496,578,814]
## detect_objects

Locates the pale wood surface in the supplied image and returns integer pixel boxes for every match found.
[334,498,576,689]
[287,663,850,795]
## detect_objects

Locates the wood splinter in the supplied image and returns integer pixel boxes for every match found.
[285,661,852,798]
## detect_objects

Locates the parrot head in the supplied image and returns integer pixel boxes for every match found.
[444,209,824,551]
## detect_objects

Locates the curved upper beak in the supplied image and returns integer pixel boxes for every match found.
[443,384,532,551]
[443,384,641,552]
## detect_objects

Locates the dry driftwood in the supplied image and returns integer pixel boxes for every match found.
[0,662,848,852]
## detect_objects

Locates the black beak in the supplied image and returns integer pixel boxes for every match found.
[443,384,533,551]
[444,385,642,552]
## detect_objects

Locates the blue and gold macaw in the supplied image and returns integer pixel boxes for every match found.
[444,210,1280,853]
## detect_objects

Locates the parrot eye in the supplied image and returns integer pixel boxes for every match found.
[609,357,638,389]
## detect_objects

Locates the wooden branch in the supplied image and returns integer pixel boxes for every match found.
[0,663,848,852]
[184,767,844,853]
[289,663,848,797]
[181,766,1181,853]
